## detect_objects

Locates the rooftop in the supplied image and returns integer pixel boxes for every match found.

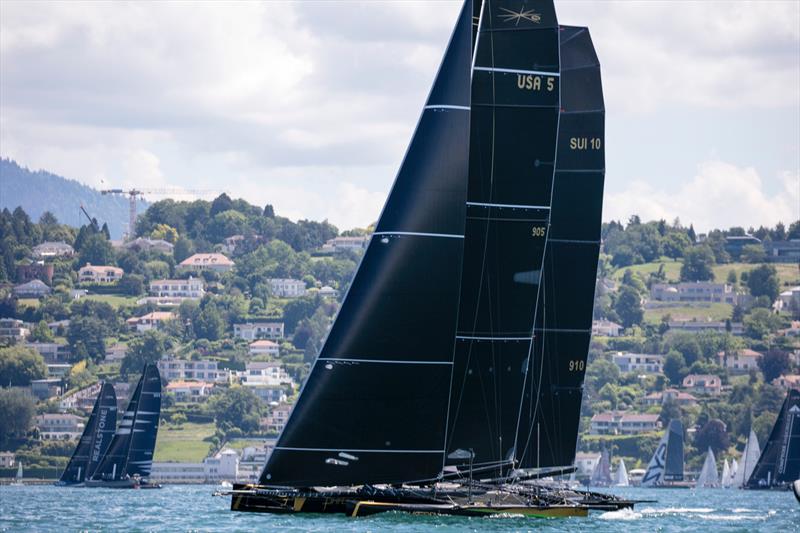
[179,253,234,266]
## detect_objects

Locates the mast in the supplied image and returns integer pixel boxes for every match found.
[259,0,474,488]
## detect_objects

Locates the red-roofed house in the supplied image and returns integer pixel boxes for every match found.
[716,349,762,373]
[126,311,176,332]
[165,381,215,403]
[773,374,800,391]
[682,374,722,395]
[78,263,124,283]
[178,253,234,273]
[643,388,698,407]
[590,411,661,435]
[249,339,280,357]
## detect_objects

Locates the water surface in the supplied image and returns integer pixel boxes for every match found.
[1,484,796,532]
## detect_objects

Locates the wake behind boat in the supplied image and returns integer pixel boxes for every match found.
[223,0,638,518]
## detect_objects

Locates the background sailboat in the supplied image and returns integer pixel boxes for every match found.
[721,458,731,488]
[642,419,684,487]
[614,459,629,487]
[732,429,761,488]
[10,462,23,486]
[695,447,719,488]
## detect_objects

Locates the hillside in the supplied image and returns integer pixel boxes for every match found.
[0,158,147,239]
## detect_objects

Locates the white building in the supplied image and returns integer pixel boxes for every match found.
[321,236,369,253]
[242,362,295,387]
[650,282,737,304]
[612,353,663,374]
[157,358,226,382]
[36,413,84,440]
[574,452,602,476]
[32,241,75,258]
[592,320,623,337]
[590,411,661,435]
[0,451,15,468]
[78,263,124,283]
[267,278,307,298]
[165,380,215,403]
[26,342,72,363]
[126,311,175,332]
[150,449,239,483]
[59,382,103,412]
[716,348,762,373]
[260,404,293,434]
[122,237,174,254]
[0,318,29,342]
[178,253,234,273]
[234,322,285,340]
[149,277,205,299]
[249,339,280,357]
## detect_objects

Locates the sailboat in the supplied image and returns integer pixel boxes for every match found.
[641,419,687,487]
[56,382,117,486]
[590,449,613,487]
[744,388,800,490]
[85,365,162,489]
[226,0,635,518]
[720,458,731,488]
[9,462,23,486]
[695,447,719,488]
[730,457,739,486]
[614,459,629,487]
[732,428,761,488]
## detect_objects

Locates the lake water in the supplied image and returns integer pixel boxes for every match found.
[0,484,797,532]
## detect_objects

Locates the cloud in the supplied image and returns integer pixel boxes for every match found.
[604,160,800,231]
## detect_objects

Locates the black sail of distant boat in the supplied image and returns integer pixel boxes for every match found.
[746,388,800,489]
[516,23,605,471]
[58,383,117,485]
[89,365,161,482]
[445,0,561,476]
[641,419,684,486]
[259,0,473,488]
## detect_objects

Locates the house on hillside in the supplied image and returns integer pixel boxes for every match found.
[590,411,661,435]
[321,236,369,254]
[32,241,75,258]
[612,353,663,374]
[13,279,51,298]
[0,318,30,342]
[178,253,234,273]
[234,322,284,340]
[126,311,175,332]
[643,388,698,407]
[122,237,174,254]
[773,374,800,390]
[26,342,72,363]
[166,381,215,403]
[667,320,744,335]
[266,278,307,298]
[249,339,280,357]
[157,358,225,382]
[260,403,293,433]
[149,277,205,299]
[765,240,800,263]
[78,263,124,283]
[36,413,83,440]
[682,374,722,395]
[574,452,602,476]
[30,378,63,400]
[0,452,15,468]
[650,282,738,304]
[592,320,623,337]
[716,348,762,373]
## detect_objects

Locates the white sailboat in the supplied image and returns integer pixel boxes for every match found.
[695,448,719,488]
[732,429,761,488]
[614,459,629,487]
[730,458,739,485]
[721,458,731,488]
[10,462,23,486]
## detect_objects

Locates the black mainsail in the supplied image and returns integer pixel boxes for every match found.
[746,388,800,489]
[260,0,473,488]
[58,382,117,485]
[89,365,161,483]
[257,0,605,491]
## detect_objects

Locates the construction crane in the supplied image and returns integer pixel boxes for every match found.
[100,187,223,239]
[79,204,99,231]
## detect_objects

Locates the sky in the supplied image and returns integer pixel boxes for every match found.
[1,0,798,233]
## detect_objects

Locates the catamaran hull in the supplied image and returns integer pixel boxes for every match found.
[84,479,162,489]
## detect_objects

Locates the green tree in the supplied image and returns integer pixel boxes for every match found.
[680,245,715,281]
[740,244,766,263]
[121,330,169,377]
[726,270,738,285]
[614,286,644,328]
[694,418,730,456]
[282,294,322,333]
[193,302,225,340]
[78,233,115,267]
[118,273,145,296]
[150,223,179,244]
[585,357,620,397]
[660,398,682,425]
[746,264,780,302]
[663,350,688,385]
[0,388,36,445]
[758,349,791,383]
[66,316,108,362]
[662,232,691,259]
[29,319,54,342]
[0,345,47,386]
[752,411,778,448]
[743,308,784,339]
[208,385,264,434]
[173,237,195,264]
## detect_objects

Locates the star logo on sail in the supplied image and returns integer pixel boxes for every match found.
[499,6,542,25]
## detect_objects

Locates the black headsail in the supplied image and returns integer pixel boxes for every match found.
[746,388,800,488]
[260,0,473,488]
[90,365,162,481]
[58,382,117,484]
[516,23,605,470]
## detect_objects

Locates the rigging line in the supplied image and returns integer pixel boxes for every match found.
[372,231,464,239]
[441,0,482,472]
[513,25,562,463]
[473,66,560,77]
[559,26,587,47]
